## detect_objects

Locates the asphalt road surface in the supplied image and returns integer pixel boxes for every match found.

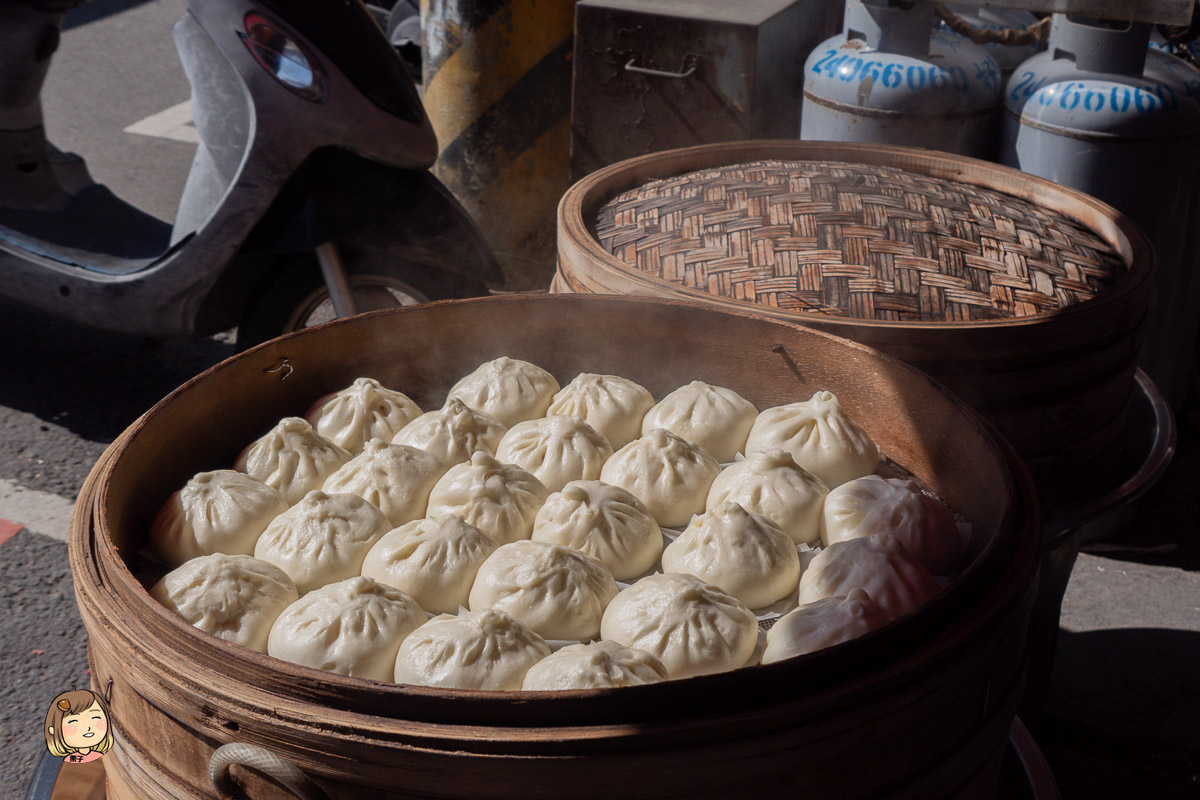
[2,1,1199,797]
[2,0,220,792]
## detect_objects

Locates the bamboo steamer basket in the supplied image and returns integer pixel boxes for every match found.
[553,141,1155,522]
[70,295,1039,800]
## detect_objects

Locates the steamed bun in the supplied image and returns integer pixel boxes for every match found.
[305,377,421,454]
[599,429,720,528]
[661,502,800,609]
[425,452,550,545]
[391,398,506,467]
[546,373,655,449]
[468,540,617,642]
[446,357,559,427]
[531,480,663,581]
[253,490,390,594]
[521,641,668,691]
[641,381,757,463]
[798,535,939,620]
[360,515,496,615]
[150,553,298,653]
[267,576,426,681]
[321,439,445,527]
[600,573,758,680]
[761,589,890,663]
[745,391,878,488]
[494,415,613,492]
[394,608,550,690]
[235,417,350,505]
[705,449,829,545]
[821,476,962,575]
[150,470,287,566]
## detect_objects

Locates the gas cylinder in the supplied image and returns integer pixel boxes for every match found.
[800,0,1003,159]
[1002,15,1200,408]
[938,3,1045,79]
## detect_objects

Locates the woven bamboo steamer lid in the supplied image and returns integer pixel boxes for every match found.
[555,140,1154,520]
[72,295,1038,799]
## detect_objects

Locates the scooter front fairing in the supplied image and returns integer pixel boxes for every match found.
[0,0,497,339]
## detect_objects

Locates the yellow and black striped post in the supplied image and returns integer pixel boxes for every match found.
[421,0,577,291]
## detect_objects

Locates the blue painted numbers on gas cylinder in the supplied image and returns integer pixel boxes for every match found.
[1009,70,1048,101]
[1032,81,1180,113]
[811,50,880,83]
[810,48,980,92]
[975,60,1000,92]
[810,49,843,76]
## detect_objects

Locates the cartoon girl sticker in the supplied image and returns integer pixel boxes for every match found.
[44,689,113,764]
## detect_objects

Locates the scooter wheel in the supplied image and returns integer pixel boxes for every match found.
[236,248,488,351]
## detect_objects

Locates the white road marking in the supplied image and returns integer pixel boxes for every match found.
[0,478,75,542]
[124,100,200,144]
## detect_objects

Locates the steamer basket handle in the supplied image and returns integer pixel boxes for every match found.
[210,743,332,800]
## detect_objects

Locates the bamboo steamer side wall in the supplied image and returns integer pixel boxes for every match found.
[554,141,1155,518]
[71,296,1041,800]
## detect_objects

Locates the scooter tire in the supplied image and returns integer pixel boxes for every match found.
[236,250,488,351]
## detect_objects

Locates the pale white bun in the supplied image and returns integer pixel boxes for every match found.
[468,540,618,642]
[253,490,390,594]
[662,501,801,609]
[546,373,655,450]
[391,397,506,468]
[600,572,758,680]
[321,439,446,527]
[641,380,757,463]
[761,589,890,663]
[705,449,829,545]
[599,429,720,528]
[361,515,497,615]
[150,470,287,567]
[305,377,421,454]
[745,391,878,488]
[425,452,549,545]
[150,553,298,653]
[394,608,550,690]
[494,415,613,493]
[446,356,559,428]
[234,417,350,505]
[798,535,939,620]
[531,480,662,581]
[821,475,962,575]
[267,576,425,681]
[521,641,668,691]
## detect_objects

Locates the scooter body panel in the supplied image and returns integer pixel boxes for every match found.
[0,0,477,338]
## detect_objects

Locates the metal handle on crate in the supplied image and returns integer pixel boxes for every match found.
[210,743,331,800]
[624,55,697,79]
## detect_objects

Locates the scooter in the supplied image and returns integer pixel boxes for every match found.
[0,0,500,350]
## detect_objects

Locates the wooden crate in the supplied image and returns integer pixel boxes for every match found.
[570,0,841,180]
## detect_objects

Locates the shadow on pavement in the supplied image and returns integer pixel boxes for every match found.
[0,301,234,444]
[63,0,161,30]
[1042,627,1200,799]
[1077,388,1200,575]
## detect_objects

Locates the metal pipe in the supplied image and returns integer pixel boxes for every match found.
[314,241,359,318]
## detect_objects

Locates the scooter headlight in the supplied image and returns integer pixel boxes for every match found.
[240,13,326,102]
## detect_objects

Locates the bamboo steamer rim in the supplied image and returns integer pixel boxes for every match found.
[557,140,1155,332]
[74,295,1040,735]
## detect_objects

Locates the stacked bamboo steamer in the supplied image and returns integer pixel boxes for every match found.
[555,141,1154,521]
[71,296,1038,799]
